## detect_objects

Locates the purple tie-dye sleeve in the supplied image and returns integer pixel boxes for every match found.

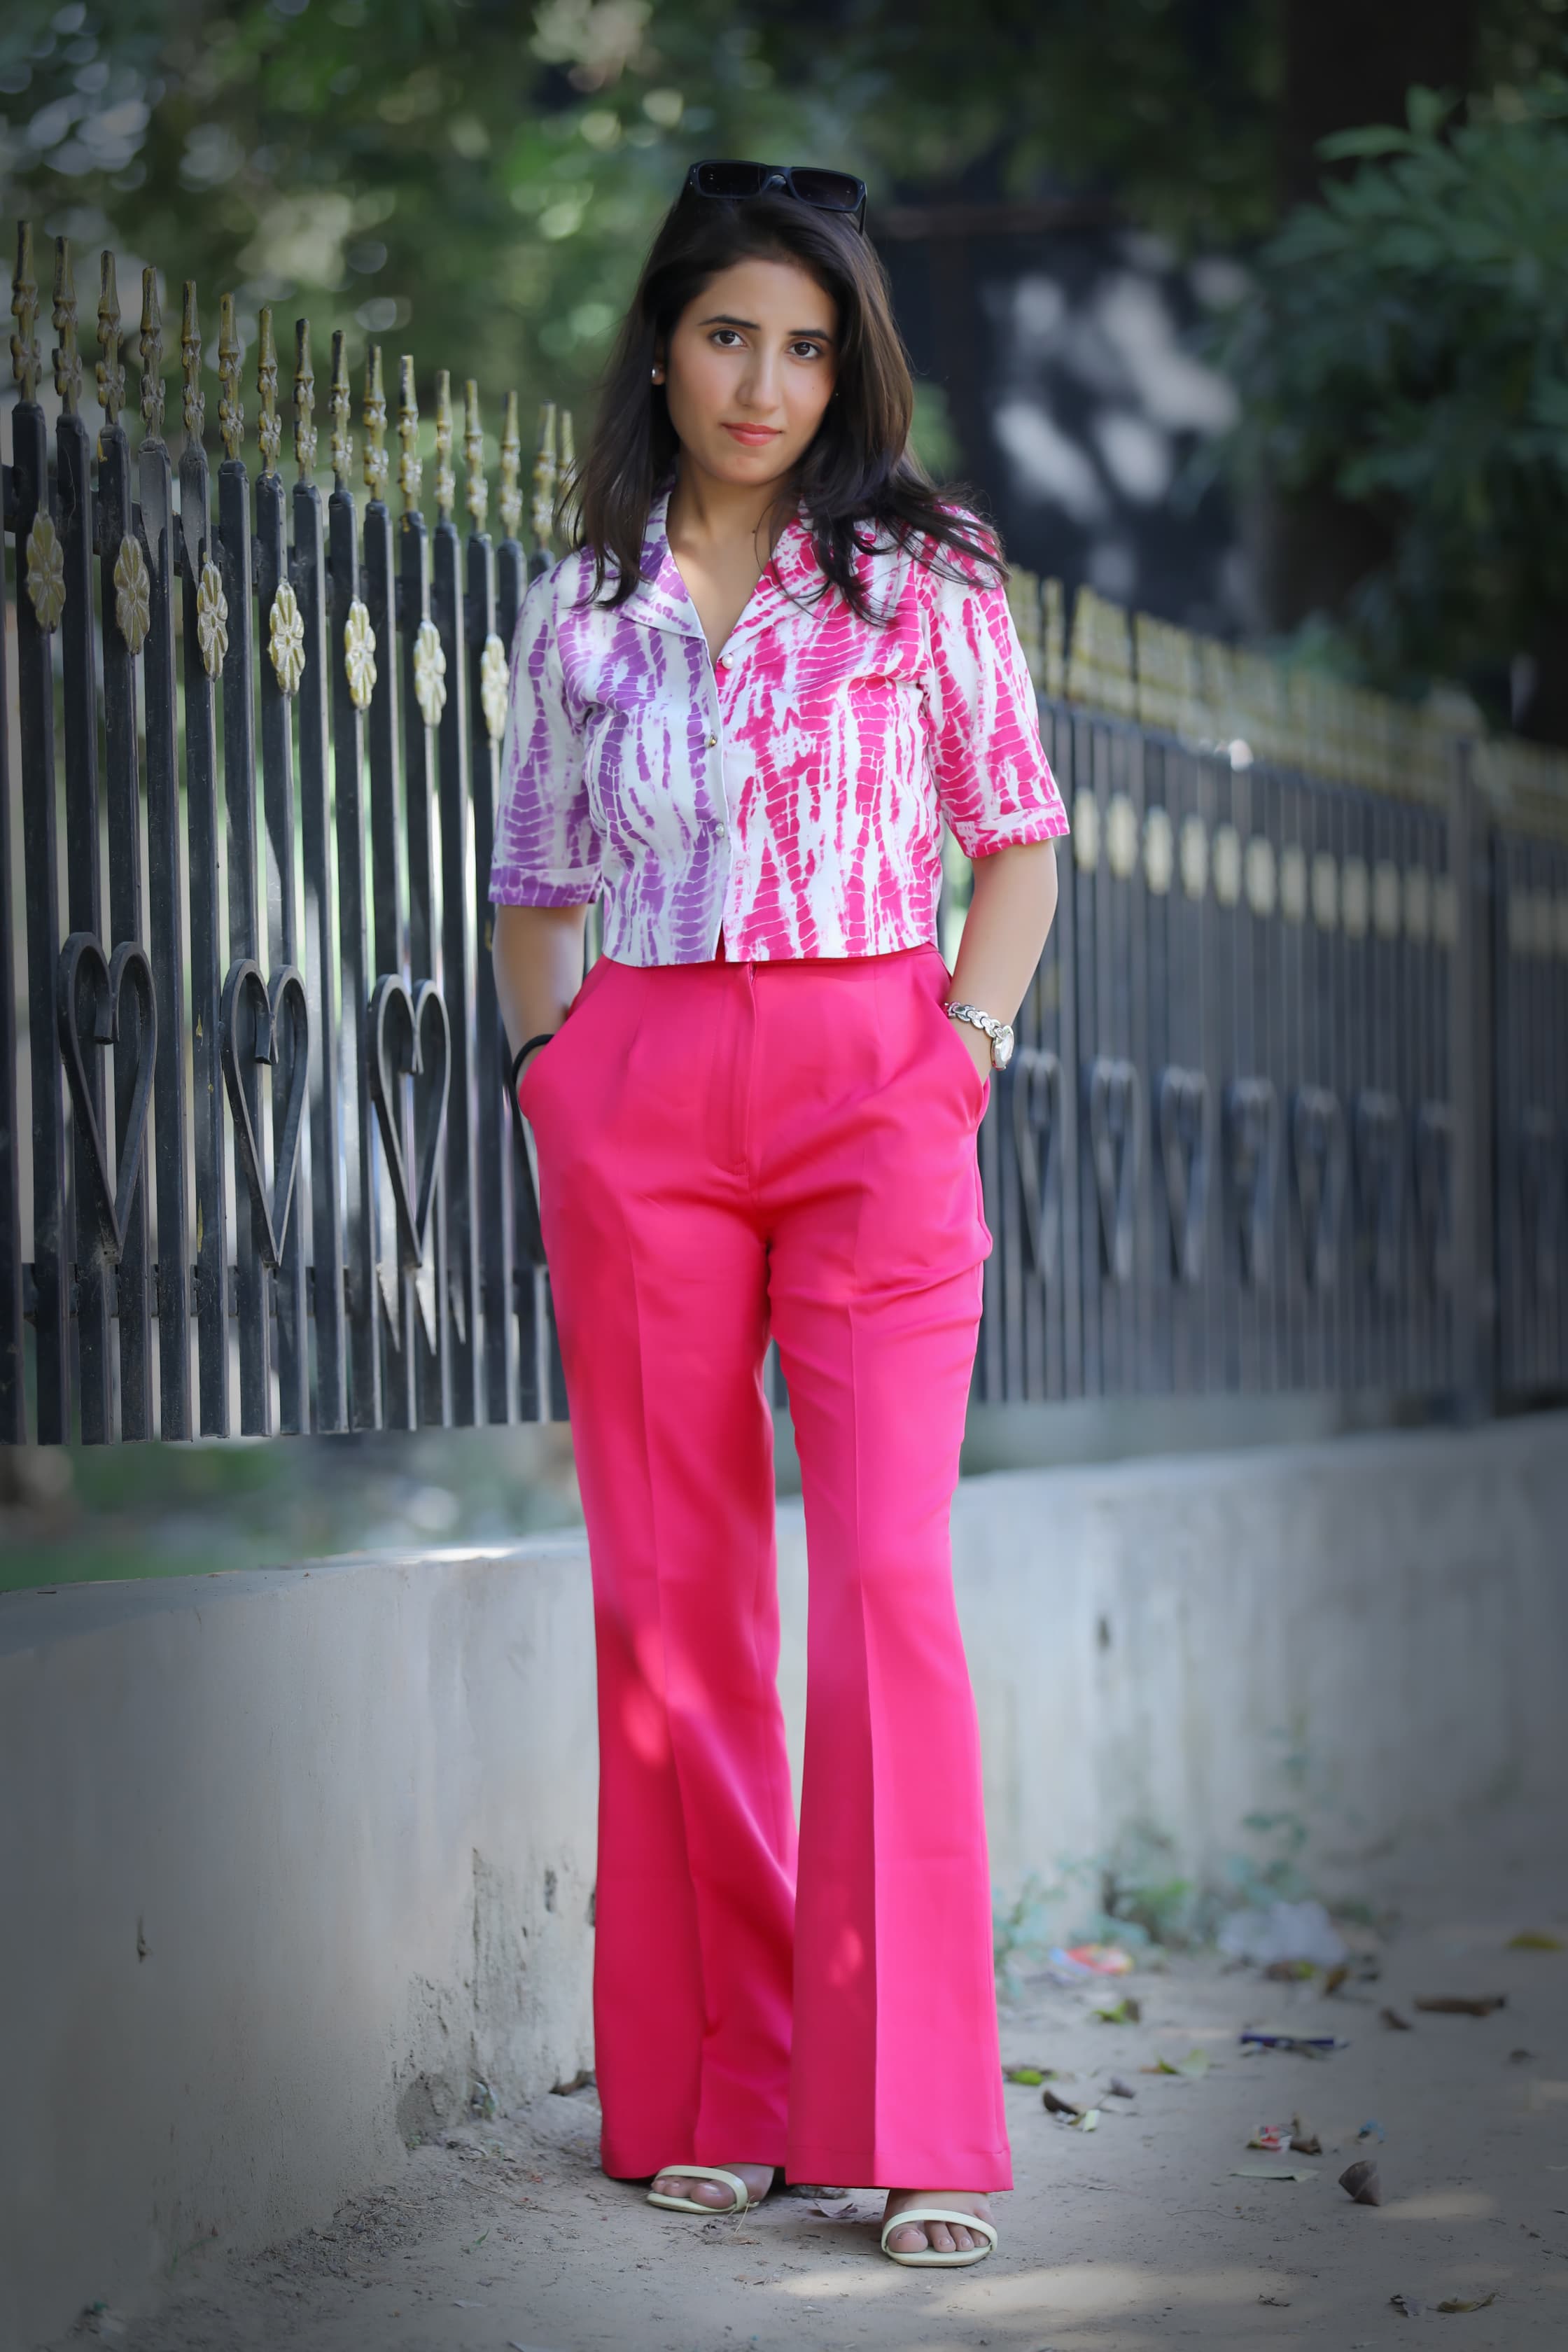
[489,566,601,907]
[925,563,1070,860]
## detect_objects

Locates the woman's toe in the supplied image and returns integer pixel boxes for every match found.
[886,2221,928,2252]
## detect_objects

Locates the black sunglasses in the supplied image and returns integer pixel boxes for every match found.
[683,159,867,234]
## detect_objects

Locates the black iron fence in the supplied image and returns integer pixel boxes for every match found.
[3,231,1566,1446]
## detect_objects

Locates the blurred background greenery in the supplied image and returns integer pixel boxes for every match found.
[4,1,1567,1578]
[5,0,1568,727]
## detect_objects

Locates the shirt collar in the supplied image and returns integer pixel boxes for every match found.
[628,484,825,648]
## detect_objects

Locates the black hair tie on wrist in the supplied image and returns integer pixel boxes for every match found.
[510,1032,557,1098]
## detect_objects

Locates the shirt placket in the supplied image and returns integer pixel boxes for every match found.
[701,638,731,956]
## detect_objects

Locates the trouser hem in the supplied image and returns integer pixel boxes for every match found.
[603,2151,788,2183]
[785,2146,1014,2192]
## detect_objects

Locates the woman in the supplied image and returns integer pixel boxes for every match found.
[490,159,1066,2270]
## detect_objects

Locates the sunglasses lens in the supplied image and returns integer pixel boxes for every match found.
[694,161,771,199]
[790,169,864,213]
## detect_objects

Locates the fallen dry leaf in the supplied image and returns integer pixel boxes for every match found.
[1380,2007,1414,2031]
[1413,1995,1506,2017]
[1436,2292,1497,2313]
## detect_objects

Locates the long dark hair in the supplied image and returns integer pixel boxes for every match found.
[569,184,1005,619]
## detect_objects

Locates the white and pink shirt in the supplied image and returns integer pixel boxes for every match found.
[489,488,1068,964]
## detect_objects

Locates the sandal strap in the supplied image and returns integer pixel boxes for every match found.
[881,2206,997,2253]
[650,2163,754,2212]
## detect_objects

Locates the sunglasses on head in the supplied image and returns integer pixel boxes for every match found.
[683,159,868,234]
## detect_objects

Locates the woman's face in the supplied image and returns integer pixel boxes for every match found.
[659,254,839,493]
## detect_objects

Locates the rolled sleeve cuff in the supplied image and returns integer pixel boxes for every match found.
[489,866,601,908]
[949,803,1071,861]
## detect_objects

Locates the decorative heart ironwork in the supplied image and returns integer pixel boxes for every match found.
[1353,1088,1404,1297]
[1157,1065,1210,1285]
[56,930,158,1263]
[1009,1046,1062,1279]
[1290,1086,1345,1289]
[1225,1077,1278,1287]
[1086,1056,1140,1284]
[219,958,309,1271]
[368,974,451,1270]
[1414,1100,1455,1294]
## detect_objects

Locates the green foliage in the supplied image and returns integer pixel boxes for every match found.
[0,0,833,433]
[0,0,1280,444]
[1214,80,1568,692]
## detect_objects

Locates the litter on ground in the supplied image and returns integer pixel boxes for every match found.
[1217,1899,1349,1970]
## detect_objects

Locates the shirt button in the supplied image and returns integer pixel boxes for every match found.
[706,733,719,748]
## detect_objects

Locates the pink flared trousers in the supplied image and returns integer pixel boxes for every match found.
[519,939,1012,2191]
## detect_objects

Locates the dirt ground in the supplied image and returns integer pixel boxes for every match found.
[59,1832,1568,2352]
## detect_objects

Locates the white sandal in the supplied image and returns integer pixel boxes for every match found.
[881,2206,998,2269]
[646,2163,764,2216]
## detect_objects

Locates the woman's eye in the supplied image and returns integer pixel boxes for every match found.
[710,329,743,348]
[790,342,824,360]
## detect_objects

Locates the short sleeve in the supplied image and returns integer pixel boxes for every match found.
[924,563,1070,859]
[488,568,601,907]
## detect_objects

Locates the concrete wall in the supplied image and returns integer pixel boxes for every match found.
[4,1415,1566,2348]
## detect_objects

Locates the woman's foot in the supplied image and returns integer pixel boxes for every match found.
[648,2161,775,2213]
[881,2188,995,2256]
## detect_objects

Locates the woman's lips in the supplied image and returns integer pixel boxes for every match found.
[722,424,783,446]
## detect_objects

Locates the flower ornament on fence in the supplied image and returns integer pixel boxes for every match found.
[196,559,228,680]
[344,598,377,713]
[112,536,150,654]
[412,618,447,729]
[268,579,305,696]
[479,632,508,743]
[1105,793,1138,879]
[24,510,66,633]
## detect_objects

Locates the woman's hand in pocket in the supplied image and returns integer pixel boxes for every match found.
[952,1016,992,1084]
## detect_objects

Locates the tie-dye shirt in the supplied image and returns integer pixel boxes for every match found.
[489,488,1068,964]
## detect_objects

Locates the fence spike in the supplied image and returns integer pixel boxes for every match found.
[181,281,204,440]
[218,292,245,460]
[293,316,317,477]
[398,354,421,510]
[10,221,41,402]
[433,370,455,520]
[51,236,82,416]
[139,266,164,438]
[464,378,487,533]
[328,328,353,487]
[362,343,389,503]
[499,389,522,540]
[531,400,557,554]
[256,307,281,475]
[97,251,125,426]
